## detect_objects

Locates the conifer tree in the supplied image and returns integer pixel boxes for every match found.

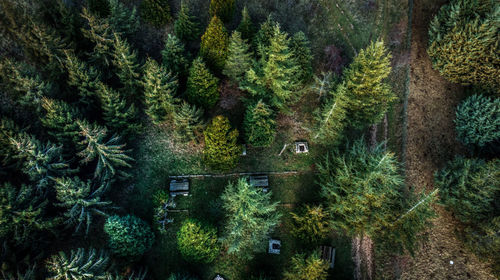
[64,51,101,106]
[143,58,179,124]
[97,82,139,134]
[161,34,189,76]
[46,248,110,280]
[253,16,276,58]
[88,0,110,17]
[236,7,255,41]
[203,116,240,170]
[344,40,395,128]
[108,0,139,40]
[200,16,229,71]
[313,83,348,145]
[223,31,253,83]
[291,205,330,244]
[243,100,276,147]
[104,215,155,258]
[41,98,81,149]
[283,252,329,280]
[177,219,219,263]
[221,178,281,260]
[173,102,204,142]
[77,120,133,182]
[140,0,172,27]
[111,33,142,99]
[186,58,220,109]
[209,0,235,22]
[54,176,112,235]
[174,1,200,42]
[81,7,115,67]
[0,118,19,170]
[290,31,313,82]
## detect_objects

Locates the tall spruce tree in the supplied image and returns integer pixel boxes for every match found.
[203,115,240,170]
[209,0,235,22]
[174,0,200,42]
[162,34,189,76]
[46,248,110,280]
[223,31,253,83]
[108,0,139,40]
[81,7,115,67]
[313,83,348,145]
[221,178,281,260]
[41,97,81,149]
[97,82,139,135]
[200,16,229,71]
[344,40,395,128]
[111,33,142,100]
[290,31,313,82]
[173,102,204,142]
[243,100,276,147]
[64,51,101,106]
[236,6,255,41]
[143,58,179,124]
[186,58,220,109]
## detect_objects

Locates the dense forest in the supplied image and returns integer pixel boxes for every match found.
[0,0,498,279]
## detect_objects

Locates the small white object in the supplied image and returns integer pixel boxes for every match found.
[268,239,281,254]
[450,260,454,265]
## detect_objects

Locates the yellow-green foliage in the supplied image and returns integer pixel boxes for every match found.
[209,0,235,22]
[291,205,330,244]
[186,58,220,109]
[283,252,329,280]
[177,219,219,263]
[140,0,172,27]
[203,115,240,170]
[200,16,229,71]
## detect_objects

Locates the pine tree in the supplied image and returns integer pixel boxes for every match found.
[97,82,139,134]
[77,120,133,181]
[283,252,329,280]
[186,58,220,109]
[140,0,172,27]
[0,118,19,170]
[64,51,101,106]
[209,0,235,22]
[81,7,115,67]
[243,100,276,147]
[253,16,276,58]
[174,0,200,42]
[111,33,142,99]
[291,205,330,244]
[143,58,179,124]
[221,178,281,260]
[455,94,500,148]
[200,16,229,71]
[344,40,395,128]
[54,176,112,235]
[161,34,189,76]
[223,31,253,83]
[176,219,219,263]
[108,0,139,40]
[290,31,313,82]
[236,7,255,41]
[428,0,499,92]
[104,215,155,258]
[173,102,204,142]
[41,97,81,149]
[46,248,110,280]
[203,115,240,170]
[313,83,348,145]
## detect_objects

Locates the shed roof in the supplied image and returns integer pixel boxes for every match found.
[249,175,269,187]
[170,179,189,192]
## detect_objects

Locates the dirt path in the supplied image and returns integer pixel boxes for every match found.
[400,0,495,279]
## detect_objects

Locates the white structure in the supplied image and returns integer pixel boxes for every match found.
[213,274,225,280]
[295,141,309,153]
[268,239,281,254]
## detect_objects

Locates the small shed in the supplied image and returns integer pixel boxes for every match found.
[169,179,189,197]
[268,239,281,254]
[249,175,269,192]
[213,274,225,280]
[319,245,336,269]
[295,141,309,153]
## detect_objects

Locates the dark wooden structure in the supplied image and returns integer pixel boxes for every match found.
[169,179,189,197]
[320,245,336,269]
[249,175,269,192]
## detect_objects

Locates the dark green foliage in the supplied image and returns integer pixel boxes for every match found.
[463,217,500,275]
[283,252,329,280]
[223,31,252,83]
[140,0,172,27]
[64,51,101,105]
[177,219,219,263]
[111,33,141,99]
[203,115,240,171]
[173,102,204,142]
[152,189,170,234]
[54,177,112,235]
[313,83,348,145]
[143,58,178,124]
[41,98,80,149]
[290,31,313,82]
[46,248,110,280]
[243,100,276,147]
[428,0,499,92]
[209,0,235,22]
[104,215,155,257]
[221,178,281,260]
[186,58,220,109]
[253,16,276,58]
[81,7,115,67]
[174,0,200,42]
[87,0,110,17]
[290,205,330,244]
[200,16,229,71]
[455,94,499,148]
[77,120,133,181]
[236,7,255,41]
[108,0,139,39]
[162,34,189,76]
[0,118,19,170]
[97,82,139,134]
[167,273,200,280]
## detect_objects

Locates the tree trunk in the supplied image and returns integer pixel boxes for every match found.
[352,234,375,280]
[369,124,378,151]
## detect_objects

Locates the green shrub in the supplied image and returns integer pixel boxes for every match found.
[290,205,330,244]
[140,0,172,27]
[203,115,240,170]
[177,219,219,263]
[104,215,155,258]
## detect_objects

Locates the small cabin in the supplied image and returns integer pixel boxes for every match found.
[319,245,336,269]
[169,179,189,197]
[295,141,309,154]
[268,239,281,254]
[249,175,269,192]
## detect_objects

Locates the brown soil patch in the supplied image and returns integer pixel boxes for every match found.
[400,0,496,279]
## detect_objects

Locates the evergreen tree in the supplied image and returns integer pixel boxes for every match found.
[313,83,348,145]
[203,115,240,170]
[253,16,276,58]
[0,118,19,171]
[81,7,115,67]
[243,100,276,147]
[428,0,499,92]
[111,33,141,99]
[104,215,155,258]
[174,0,200,42]
[41,98,81,149]
[161,34,189,76]
[290,31,313,82]
[291,205,330,244]
[344,40,395,128]
[455,94,500,148]
[77,120,133,181]
[186,58,220,109]
[173,102,204,142]
[97,82,139,134]
[64,51,101,106]
[221,178,281,260]
[177,219,219,263]
[236,6,255,41]
[283,252,329,280]
[200,16,229,71]
[46,248,110,280]
[108,0,139,40]
[53,176,112,235]
[209,0,235,22]
[140,0,172,27]
[143,58,179,124]
[223,31,253,83]
[88,0,110,17]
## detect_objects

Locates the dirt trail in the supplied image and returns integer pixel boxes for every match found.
[400,0,495,279]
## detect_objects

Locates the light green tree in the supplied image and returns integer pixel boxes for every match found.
[64,51,101,106]
[111,33,141,99]
[186,58,220,109]
[173,102,204,142]
[177,219,219,263]
[203,115,240,170]
[243,100,276,147]
[223,31,253,83]
[46,248,110,280]
[41,98,81,149]
[313,83,348,145]
[291,205,330,244]
[200,15,229,71]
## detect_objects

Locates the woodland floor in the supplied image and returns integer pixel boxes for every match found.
[399,0,496,279]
